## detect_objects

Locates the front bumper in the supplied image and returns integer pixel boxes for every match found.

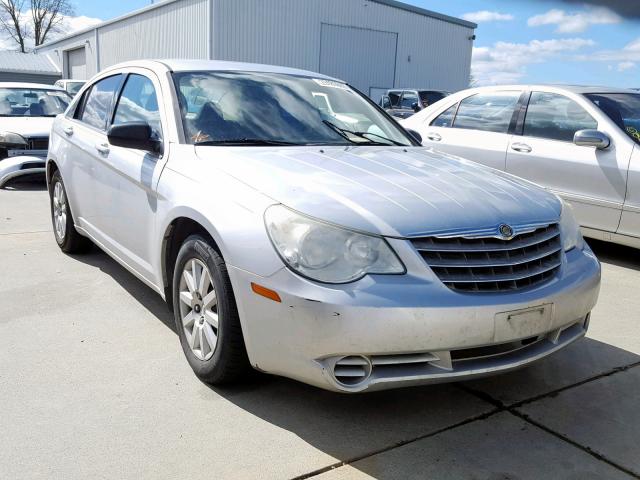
[227,244,600,392]
[0,155,46,187]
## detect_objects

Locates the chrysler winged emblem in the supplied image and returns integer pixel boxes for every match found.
[499,224,514,239]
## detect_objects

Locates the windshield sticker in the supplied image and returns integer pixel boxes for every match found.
[313,79,350,90]
[627,126,640,142]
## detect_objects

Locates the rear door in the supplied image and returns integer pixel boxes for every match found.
[58,74,123,237]
[506,91,628,232]
[420,90,522,170]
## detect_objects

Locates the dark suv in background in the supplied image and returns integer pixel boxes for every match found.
[381,89,450,119]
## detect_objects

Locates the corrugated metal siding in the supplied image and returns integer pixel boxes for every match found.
[0,72,61,84]
[213,0,473,93]
[98,0,208,68]
[319,24,397,95]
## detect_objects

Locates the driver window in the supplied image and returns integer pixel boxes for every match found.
[523,92,597,142]
[112,74,162,140]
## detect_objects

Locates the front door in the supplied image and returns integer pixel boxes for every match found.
[103,70,168,281]
[506,91,629,232]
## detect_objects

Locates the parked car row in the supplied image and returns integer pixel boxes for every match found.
[0,83,72,187]
[380,88,450,119]
[401,85,640,249]
[41,60,599,393]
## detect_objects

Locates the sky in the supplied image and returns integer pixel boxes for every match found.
[2,0,639,88]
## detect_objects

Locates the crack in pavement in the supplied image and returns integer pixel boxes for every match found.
[289,408,502,480]
[458,361,640,479]
[292,361,640,480]
[0,229,51,236]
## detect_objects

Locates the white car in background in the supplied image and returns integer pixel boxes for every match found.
[54,79,86,96]
[402,85,640,249]
[0,83,71,187]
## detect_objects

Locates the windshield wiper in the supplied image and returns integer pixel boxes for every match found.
[195,138,303,146]
[322,120,408,146]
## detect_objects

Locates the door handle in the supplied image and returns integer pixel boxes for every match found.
[426,132,442,141]
[63,126,74,136]
[511,142,532,153]
[95,143,110,155]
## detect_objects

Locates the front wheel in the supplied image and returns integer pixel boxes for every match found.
[49,170,91,253]
[172,235,250,384]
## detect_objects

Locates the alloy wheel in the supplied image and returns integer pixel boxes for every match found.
[52,181,67,242]
[178,258,219,361]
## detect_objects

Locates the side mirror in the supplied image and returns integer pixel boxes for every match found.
[107,122,162,153]
[411,102,420,112]
[574,129,610,150]
[381,95,391,109]
[406,129,422,144]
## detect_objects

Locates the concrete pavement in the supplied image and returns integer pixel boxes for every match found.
[1,181,638,480]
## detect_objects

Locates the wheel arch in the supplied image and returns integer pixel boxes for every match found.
[160,215,223,311]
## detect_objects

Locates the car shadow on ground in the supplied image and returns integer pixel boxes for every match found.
[587,237,640,271]
[2,177,47,191]
[70,239,639,479]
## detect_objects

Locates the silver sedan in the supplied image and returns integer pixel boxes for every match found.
[46,60,600,392]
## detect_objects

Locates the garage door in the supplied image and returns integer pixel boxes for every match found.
[66,47,86,80]
[319,24,397,97]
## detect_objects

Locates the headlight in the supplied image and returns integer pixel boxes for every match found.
[558,199,584,251]
[264,205,405,283]
[0,131,27,146]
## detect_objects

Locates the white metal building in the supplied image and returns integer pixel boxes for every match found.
[0,51,61,84]
[35,0,475,96]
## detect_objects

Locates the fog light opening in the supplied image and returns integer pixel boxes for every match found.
[332,355,372,387]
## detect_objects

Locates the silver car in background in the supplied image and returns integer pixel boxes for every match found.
[0,83,71,187]
[46,61,600,392]
[402,85,640,249]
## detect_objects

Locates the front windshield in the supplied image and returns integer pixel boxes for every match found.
[173,71,413,146]
[0,88,71,117]
[585,93,640,145]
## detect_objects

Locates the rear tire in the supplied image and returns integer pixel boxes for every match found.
[49,170,92,253]
[172,235,251,384]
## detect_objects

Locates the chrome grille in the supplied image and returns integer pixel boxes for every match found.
[413,224,562,293]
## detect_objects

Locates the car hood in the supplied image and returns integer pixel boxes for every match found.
[0,116,54,137]
[195,146,561,237]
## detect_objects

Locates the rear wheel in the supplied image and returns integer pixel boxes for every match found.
[173,235,250,384]
[49,170,91,253]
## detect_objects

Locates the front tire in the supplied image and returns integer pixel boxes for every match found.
[172,235,250,384]
[49,170,91,253]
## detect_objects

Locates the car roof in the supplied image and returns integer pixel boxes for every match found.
[0,82,66,90]
[389,88,449,93]
[462,84,638,95]
[104,59,343,83]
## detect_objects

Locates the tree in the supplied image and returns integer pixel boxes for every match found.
[0,0,28,52]
[0,0,73,52]
[30,0,73,47]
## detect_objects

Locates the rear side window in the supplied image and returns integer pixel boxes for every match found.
[113,74,162,140]
[453,92,521,134]
[79,75,122,130]
[431,103,458,128]
[524,92,598,142]
[401,91,418,109]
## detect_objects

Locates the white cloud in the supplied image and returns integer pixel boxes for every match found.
[528,7,620,34]
[462,11,514,23]
[0,13,101,51]
[617,61,636,72]
[577,37,640,64]
[471,38,596,85]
